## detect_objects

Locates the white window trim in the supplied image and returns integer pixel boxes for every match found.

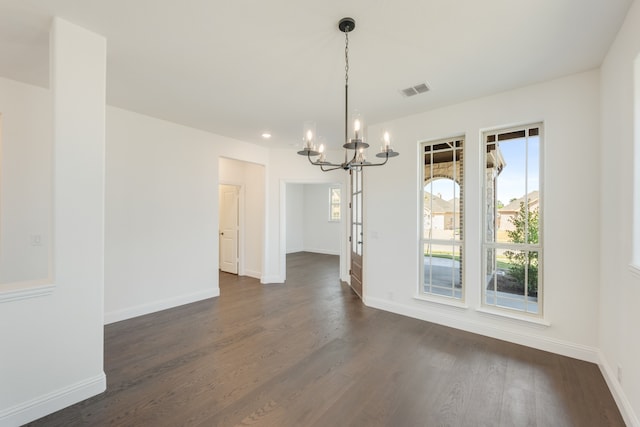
[476,306,551,327]
[413,293,469,309]
[481,123,544,318]
[419,135,465,303]
[0,279,55,303]
[329,186,341,222]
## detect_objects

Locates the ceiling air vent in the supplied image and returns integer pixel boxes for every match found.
[401,83,430,97]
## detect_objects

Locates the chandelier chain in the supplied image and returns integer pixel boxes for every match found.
[345,30,349,86]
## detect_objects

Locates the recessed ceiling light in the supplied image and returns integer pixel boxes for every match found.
[262,132,272,139]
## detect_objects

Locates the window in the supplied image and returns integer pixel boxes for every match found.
[483,124,543,315]
[420,137,464,300]
[329,186,341,221]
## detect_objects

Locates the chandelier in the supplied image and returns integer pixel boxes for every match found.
[297,17,399,171]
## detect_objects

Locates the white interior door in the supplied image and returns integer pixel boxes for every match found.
[219,185,239,274]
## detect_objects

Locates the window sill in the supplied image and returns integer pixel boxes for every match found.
[0,279,55,303]
[476,306,551,327]
[629,263,640,279]
[413,294,468,310]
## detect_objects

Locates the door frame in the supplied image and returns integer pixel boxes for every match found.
[278,179,349,283]
[219,182,245,275]
[349,168,364,299]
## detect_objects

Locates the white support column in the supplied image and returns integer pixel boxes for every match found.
[0,18,107,426]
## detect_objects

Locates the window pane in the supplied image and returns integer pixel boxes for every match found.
[495,138,528,243]
[424,179,460,240]
[421,137,464,300]
[355,224,362,256]
[331,188,340,203]
[330,205,340,221]
[330,187,341,221]
[483,124,542,316]
[423,243,461,298]
[485,249,539,314]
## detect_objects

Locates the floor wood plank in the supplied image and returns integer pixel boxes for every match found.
[27,252,624,426]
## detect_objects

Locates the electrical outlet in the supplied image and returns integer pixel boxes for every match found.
[29,234,42,246]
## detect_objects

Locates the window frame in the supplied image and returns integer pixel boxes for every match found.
[329,186,341,222]
[418,135,465,303]
[481,123,544,318]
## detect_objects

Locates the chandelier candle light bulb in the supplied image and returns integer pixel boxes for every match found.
[382,131,391,152]
[296,17,399,171]
[305,130,314,149]
[318,144,326,162]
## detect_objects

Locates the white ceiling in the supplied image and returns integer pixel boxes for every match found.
[0,0,633,148]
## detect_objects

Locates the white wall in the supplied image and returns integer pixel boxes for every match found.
[219,157,265,279]
[600,1,640,425]
[285,183,341,255]
[365,70,602,360]
[105,109,268,323]
[286,183,304,253]
[0,77,51,284]
[0,19,107,426]
[104,107,221,323]
[302,184,341,255]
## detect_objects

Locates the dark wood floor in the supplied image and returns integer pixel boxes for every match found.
[29,252,624,426]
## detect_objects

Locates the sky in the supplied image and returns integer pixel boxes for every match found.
[425,136,540,204]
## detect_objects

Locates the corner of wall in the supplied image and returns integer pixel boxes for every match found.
[598,351,640,427]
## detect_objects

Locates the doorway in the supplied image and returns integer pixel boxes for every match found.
[280,181,348,283]
[218,157,265,280]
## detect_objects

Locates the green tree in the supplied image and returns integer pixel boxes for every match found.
[504,202,539,296]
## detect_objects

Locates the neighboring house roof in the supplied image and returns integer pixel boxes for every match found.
[425,194,460,214]
[500,191,539,213]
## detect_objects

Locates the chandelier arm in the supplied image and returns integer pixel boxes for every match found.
[344,148,358,166]
[306,151,343,169]
[316,161,343,168]
[362,156,390,167]
[305,152,317,165]
[320,164,344,172]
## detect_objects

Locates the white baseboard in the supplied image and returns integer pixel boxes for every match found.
[244,269,262,280]
[302,248,340,256]
[365,296,599,362]
[0,372,106,427]
[598,351,640,427]
[104,288,219,325]
[261,275,284,284]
